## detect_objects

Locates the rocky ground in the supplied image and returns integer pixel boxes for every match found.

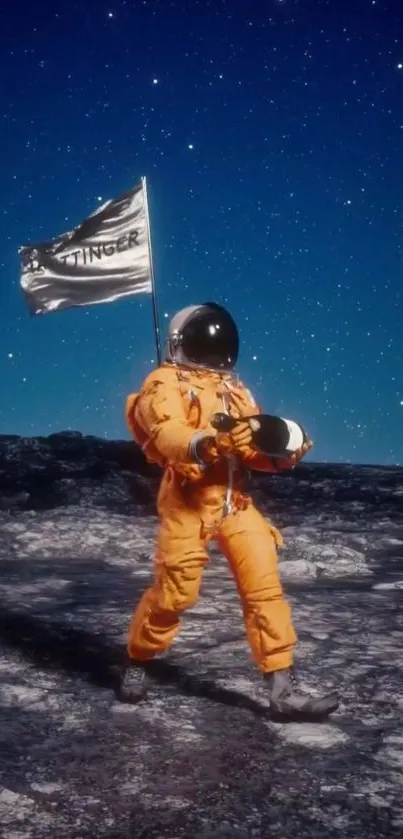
[0,432,402,838]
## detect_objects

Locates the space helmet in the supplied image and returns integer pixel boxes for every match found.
[165,302,239,372]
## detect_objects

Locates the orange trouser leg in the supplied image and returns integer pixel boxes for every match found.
[127,503,208,661]
[217,504,297,673]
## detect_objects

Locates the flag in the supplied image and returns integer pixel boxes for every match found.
[19,181,152,315]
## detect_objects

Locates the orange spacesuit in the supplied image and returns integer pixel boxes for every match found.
[125,362,297,671]
[119,303,339,720]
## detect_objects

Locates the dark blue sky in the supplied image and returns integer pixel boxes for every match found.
[0,0,402,464]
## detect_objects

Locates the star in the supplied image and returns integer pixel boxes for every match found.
[0,0,402,467]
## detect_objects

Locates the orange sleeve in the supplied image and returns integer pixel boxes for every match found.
[241,449,294,473]
[243,452,295,473]
[134,366,210,465]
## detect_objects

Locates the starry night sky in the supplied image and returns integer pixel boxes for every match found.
[0,0,402,465]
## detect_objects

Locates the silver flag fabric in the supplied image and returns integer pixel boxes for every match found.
[19,182,152,315]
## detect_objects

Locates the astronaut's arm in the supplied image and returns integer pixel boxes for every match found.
[240,449,295,473]
[240,438,312,472]
[133,375,210,465]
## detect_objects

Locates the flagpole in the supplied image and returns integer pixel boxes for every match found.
[141,176,162,366]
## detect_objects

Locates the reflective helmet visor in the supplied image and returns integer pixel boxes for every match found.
[180,303,239,370]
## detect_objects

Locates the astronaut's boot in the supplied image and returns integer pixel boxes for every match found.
[115,654,149,704]
[264,668,339,721]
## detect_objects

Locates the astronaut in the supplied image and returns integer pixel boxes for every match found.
[119,302,339,720]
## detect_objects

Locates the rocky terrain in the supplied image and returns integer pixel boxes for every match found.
[0,431,402,838]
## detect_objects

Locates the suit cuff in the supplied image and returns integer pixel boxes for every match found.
[189,431,213,465]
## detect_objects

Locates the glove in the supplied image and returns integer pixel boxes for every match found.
[197,421,254,463]
[216,420,254,455]
[288,439,314,466]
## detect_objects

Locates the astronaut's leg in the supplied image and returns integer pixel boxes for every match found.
[217,503,296,672]
[218,504,339,720]
[117,500,208,703]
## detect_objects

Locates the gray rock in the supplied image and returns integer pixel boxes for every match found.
[0,431,402,838]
